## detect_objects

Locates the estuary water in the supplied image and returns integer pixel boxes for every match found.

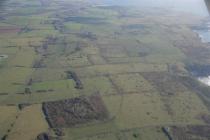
[193,18,210,43]
[198,76,210,86]
[100,0,210,17]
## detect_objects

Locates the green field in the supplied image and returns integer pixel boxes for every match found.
[1,0,210,139]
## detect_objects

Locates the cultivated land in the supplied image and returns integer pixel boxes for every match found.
[1,0,210,140]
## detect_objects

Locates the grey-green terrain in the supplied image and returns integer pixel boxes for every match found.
[1,0,210,140]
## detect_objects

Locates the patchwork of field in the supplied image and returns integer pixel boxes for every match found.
[1,0,210,140]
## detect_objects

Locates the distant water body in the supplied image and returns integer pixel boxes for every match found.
[196,29,210,43]
[100,0,209,17]
[193,20,210,43]
[198,76,210,86]
[100,1,210,43]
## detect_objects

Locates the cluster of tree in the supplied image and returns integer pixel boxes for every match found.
[162,127,173,140]
[66,71,83,89]
[18,26,32,34]
[42,94,108,128]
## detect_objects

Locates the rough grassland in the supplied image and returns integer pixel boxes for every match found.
[7,104,48,140]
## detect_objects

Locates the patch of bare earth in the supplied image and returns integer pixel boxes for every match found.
[0,27,20,34]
